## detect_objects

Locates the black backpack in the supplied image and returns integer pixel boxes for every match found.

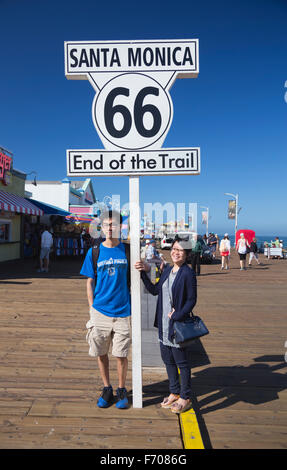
[91,239,131,291]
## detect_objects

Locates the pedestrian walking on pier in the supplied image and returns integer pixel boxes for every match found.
[38,226,53,273]
[248,237,261,266]
[236,233,250,270]
[191,235,202,276]
[220,233,231,270]
[208,233,217,259]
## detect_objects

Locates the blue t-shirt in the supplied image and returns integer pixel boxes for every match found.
[80,243,131,318]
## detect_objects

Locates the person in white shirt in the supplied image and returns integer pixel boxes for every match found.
[236,233,250,271]
[220,233,231,270]
[140,239,150,259]
[38,226,53,273]
[145,240,156,261]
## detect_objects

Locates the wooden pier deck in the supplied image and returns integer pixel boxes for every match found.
[0,249,286,449]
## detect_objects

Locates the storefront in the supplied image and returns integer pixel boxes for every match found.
[0,149,43,262]
[25,177,129,255]
[52,215,91,258]
[25,178,98,257]
[30,201,88,258]
[22,199,71,259]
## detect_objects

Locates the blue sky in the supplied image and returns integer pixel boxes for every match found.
[1,0,287,235]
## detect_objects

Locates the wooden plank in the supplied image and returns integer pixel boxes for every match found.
[200,409,287,426]
[0,433,182,449]
[202,424,287,449]
[27,399,179,420]
[209,439,286,450]
[0,416,180,437]
[0,400,32,416]
[0,327,84,338]
[0,366,98,380]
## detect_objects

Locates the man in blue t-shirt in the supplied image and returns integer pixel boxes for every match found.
[80,210,131,409]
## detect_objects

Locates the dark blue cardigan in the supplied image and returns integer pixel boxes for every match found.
[141,263,197,343]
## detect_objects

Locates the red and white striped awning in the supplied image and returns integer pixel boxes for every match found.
[0,190,43,216]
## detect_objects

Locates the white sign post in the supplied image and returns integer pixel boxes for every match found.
[65,39,200,408]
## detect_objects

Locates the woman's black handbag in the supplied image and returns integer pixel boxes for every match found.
[173,314,209,348]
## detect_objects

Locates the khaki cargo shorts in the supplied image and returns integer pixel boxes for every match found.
[86,306,131,358]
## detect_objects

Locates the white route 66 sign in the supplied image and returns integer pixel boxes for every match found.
[64,39,200,410]
[65,39,199,160]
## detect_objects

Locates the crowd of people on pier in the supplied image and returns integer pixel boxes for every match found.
[141,231,283,275]
[25,223,284,284]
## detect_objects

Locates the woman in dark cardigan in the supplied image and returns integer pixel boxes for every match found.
[135,238,197,413]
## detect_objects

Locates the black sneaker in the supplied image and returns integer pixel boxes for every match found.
[116,387,129,409]
[97,386,114,408]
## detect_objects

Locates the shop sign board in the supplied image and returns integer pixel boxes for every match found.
[0,151,12,180]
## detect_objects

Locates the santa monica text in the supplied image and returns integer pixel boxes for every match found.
[65,40,198,74]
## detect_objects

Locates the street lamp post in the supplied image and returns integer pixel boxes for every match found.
[26,171,38,186]
[224,192,238,246]
[200,205,209,237]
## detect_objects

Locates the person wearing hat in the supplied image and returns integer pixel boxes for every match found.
[219,233,231,270]
[236,233,250,270]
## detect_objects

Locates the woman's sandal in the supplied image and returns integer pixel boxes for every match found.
[160,394,180,408]
[170,399,191,414]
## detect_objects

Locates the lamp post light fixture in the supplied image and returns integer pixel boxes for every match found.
[26,171,38,186]
[224,192,239,246]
